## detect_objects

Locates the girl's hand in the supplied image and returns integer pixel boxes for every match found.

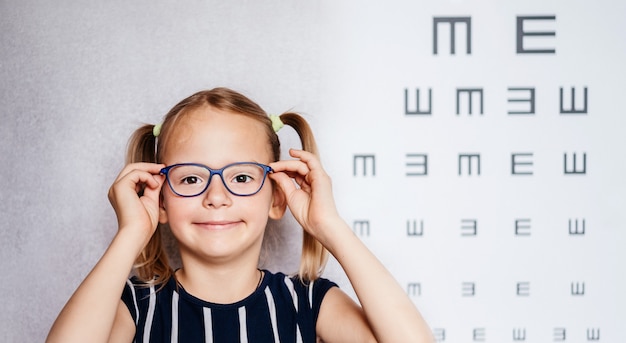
[269,149,342,244]
[108,163,165,240]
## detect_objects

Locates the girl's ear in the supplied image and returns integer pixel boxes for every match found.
[269,183,287,220]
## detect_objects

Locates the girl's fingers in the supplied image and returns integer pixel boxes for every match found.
[108,164,167,233]
[270,150,340,240]
[269,172,297,195]
[116,164,165,190]
[287,148,316,162]
[109,163,166,207]
[291,149,321,167]
[127,169,163,190]
[142,174,166,197]
[270,150,330,196]
[270,159,311,178]
[115,163,165,183]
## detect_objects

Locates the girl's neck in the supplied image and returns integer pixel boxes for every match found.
[174,262,263,304]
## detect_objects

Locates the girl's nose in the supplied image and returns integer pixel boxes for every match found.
[203,174,232,208]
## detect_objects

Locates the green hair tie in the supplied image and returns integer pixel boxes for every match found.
[153,123,163,137]
[269,114,284,133]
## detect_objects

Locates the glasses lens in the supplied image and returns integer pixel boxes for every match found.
[167,165,212,196]
[222,163,267,195]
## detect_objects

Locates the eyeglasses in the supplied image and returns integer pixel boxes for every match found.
[160,162,273,197]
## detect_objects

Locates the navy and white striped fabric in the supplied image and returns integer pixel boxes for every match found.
[121,270,337,343]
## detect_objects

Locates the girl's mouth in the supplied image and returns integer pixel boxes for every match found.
[195,220,241,230]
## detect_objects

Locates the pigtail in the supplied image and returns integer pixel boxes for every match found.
[125,124,173,287]
[126,124,158,163]
[278,113,329,282]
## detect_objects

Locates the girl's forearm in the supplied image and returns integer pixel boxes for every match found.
[324,219,434,343]
[46,228,144,343]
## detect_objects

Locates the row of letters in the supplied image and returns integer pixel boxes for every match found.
[352,153,587,176]
[429,327,601,342]
[432,15,558,55]
[352,218,588,237]
[407,282,588,298]
[404,87,588,116]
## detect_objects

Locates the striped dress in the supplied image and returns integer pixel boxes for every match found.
[121,270,337,343]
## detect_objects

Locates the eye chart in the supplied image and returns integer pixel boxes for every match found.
[316,1,625,342]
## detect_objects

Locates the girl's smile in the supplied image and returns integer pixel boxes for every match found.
[193,220,243,231]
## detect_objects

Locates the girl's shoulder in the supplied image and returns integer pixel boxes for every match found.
[263,270,338,311]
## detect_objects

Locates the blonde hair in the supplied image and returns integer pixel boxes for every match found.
[126,87,328,286]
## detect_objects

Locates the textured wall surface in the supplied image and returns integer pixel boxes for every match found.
[1,1,624,342]
[0,2,331,341]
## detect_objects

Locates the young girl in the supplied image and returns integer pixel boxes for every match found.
[47,88,433,343]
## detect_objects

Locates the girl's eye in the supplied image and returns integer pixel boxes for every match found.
[181,175,202,185]
[232,174,253,183]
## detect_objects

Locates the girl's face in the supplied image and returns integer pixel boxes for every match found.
[159,105,284,264]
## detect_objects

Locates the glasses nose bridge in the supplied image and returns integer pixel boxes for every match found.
[206,167,229,191]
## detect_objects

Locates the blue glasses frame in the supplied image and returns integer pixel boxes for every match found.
[160,162,273,197]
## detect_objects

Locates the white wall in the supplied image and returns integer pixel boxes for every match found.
[1,1,624,342]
